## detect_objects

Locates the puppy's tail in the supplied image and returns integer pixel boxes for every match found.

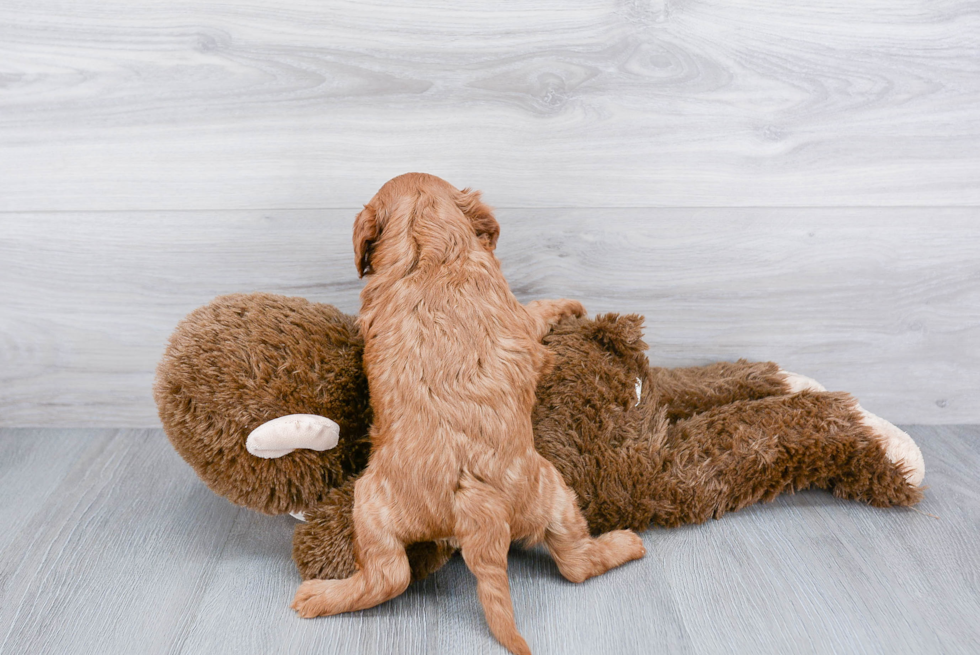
[455,478,532,655]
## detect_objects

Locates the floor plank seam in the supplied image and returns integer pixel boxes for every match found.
[165,505,246,655]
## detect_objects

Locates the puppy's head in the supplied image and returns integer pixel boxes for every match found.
[353,173,499,278]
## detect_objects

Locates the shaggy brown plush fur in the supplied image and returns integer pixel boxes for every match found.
[154,293,372,515]
[155,293,922,586]
[531,315,922,534]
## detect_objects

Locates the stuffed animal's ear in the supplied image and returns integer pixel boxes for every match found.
[456,188,499,250]
[245,414,340,458]
[353,204,381,277]
[587,313,648,356]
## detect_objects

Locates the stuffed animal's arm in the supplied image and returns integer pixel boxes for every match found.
[246,414,341,458]
[646,360,823,422]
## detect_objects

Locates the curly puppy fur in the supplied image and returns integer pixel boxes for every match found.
[290,174,644,655]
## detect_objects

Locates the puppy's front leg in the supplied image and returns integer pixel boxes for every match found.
[525,299,585,341]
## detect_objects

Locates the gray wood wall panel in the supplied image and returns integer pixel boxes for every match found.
[1,0,978,210]
[2,209,978,426]
[1,426,978,654]
[1,1,978,426]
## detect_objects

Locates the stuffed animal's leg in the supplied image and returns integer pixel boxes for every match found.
[646,360,821,421]
[651,391,924,527]
[292,475,411,618]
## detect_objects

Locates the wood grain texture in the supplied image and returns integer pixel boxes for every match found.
[0,426,977,654]
[2,209,978,426]
[1,0,978,210]
[0,429,244,654]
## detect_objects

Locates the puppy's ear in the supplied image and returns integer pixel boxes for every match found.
[353,204,381,277]
[456,188,499,250]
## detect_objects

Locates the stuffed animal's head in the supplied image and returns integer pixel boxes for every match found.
[154,293,373,515]
[533,313,667,535]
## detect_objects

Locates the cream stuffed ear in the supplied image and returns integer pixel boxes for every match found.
[245,414,341,459]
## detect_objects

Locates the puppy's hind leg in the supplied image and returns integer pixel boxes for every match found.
[539,463,645,584]
[454,479,531,655]
[292,473,411,618]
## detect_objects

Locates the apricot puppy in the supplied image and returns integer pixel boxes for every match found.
[291,174,645,655]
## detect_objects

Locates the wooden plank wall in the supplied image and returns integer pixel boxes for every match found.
[1,1,978,426]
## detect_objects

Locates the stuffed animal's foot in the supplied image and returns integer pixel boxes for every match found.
[857,407,925,486]
[778,370,827,394]
[246,414,340,458]
[775,374,924,487]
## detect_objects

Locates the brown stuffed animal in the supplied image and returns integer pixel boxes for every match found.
[155,292,924,583]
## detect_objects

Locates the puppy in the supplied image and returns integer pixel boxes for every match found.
[291,173,645,655]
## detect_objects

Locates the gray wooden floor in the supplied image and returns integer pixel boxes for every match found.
[1,426,977,655]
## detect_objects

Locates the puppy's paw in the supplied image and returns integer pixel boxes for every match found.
[605,529,646,563]
[778,369,827,394]
[291,579,336,618]
[857,407,925,486]
[557,299,586,320]
[587,529,646,581]
[527,298,586,331]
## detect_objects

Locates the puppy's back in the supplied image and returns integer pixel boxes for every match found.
[363,254,544,449]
